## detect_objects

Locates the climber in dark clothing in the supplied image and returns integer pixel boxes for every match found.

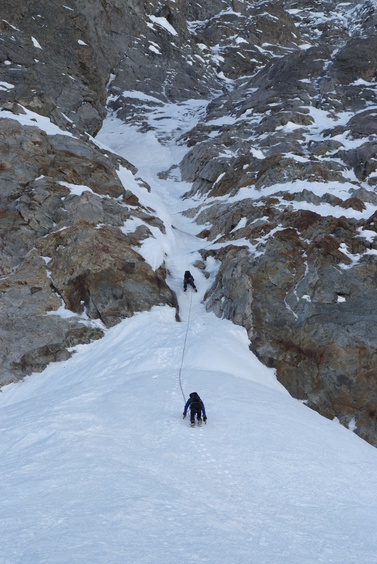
[183,392,207,427]
[184,270,197,292]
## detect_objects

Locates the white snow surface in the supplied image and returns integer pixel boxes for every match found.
[2,96,377,564]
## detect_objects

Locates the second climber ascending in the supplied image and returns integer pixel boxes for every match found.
[183,270,197,292]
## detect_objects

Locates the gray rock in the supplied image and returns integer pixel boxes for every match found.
[0,114,178,386]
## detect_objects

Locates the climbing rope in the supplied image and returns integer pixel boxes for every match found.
[178,289,193,403]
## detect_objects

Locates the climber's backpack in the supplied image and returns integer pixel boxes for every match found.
[190,392,201,406]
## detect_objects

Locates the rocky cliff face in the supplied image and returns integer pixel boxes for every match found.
[1,0,377,445]
[0,0,180,383]
[179,0,377,445]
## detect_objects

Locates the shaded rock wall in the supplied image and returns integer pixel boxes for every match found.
[0,0,184,383]
[0,116,177,383]
[177,1,377,445]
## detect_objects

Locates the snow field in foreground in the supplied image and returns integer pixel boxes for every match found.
[1,301,377,563]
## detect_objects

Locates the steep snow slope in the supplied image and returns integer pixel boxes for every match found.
[1,98,377,563]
